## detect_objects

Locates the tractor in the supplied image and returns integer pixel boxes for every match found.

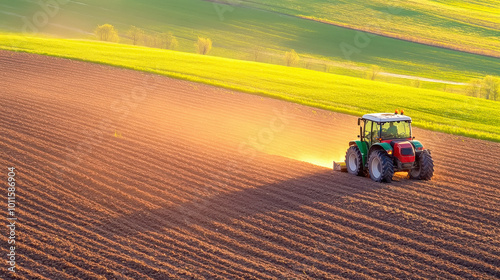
[334,110,434,182]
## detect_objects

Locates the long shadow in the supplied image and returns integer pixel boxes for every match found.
[99,170,384,237]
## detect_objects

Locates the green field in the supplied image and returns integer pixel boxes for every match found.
[1,34,499,142]
[244,0,500,58]
[0,0,498,84]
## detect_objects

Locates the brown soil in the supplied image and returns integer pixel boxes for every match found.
[0,50,499,279]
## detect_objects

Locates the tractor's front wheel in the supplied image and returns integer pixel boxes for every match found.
[368,150,394,183]
[345,146,364,176]
[409,150,434,180]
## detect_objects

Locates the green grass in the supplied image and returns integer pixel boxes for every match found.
[243,0,500,57]
[0,0,498,83]
[1,34,499,142]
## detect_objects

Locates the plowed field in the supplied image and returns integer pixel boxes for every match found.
[0,51,499,279]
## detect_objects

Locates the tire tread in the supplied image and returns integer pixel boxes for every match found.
[368,150,394,183]
[419,150,434,180]
[345,146,364,176]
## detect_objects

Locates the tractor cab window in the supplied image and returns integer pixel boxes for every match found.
[381,121,411,139]
[364,120,377,145]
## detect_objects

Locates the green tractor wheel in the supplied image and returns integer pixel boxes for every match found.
[409,150,434,180]
[368,150,394,183]
[345,146,364,176]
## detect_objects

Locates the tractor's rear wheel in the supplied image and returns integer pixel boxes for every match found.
[368,150,394,183]
[409,150,434,180]
[345,146,364,176]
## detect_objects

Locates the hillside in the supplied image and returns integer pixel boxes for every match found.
[242,0,500,57]
[0,0,498,83]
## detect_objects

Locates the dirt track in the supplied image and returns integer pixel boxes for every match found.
[0,50,499,279]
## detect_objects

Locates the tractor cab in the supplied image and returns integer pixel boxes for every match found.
[334,110,434,183]
[359,112,412,147]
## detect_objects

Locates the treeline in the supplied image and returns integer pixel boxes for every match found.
[127,26,178,50]
[95,24,300,64]
[467,76,499,101]
[94,24,212,55]
[94,24,178,50]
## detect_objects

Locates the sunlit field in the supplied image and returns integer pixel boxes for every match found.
[2,34,498,142]
[0,0,498,84]
[245,0,500,57]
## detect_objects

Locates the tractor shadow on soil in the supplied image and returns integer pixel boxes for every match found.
[100,169,396,237]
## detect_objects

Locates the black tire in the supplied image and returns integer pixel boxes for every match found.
[409,150,434,180]
[368,150,394,183]
[345,146,364,176]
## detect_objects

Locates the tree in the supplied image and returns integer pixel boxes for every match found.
[284,49,299,66]
[127,26,144,45]
[160,32,178,50]
[95,24,119,42]
[367,65,381,80]
[468,76,499,100]
[467,78,482,97]
[195,37,212,55]
[482,75,499,101]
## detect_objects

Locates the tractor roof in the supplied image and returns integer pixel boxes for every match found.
[362,113,412,123]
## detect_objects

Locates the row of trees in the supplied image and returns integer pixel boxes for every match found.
[95,24,179,50]
[468,76,499,100]
[95,24,212,54]
[95,24,297,64]
[127,26,178,50]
